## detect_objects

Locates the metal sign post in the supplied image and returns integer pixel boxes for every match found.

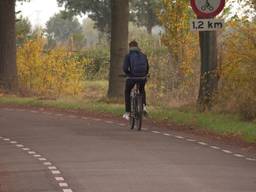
[190,0,225,111]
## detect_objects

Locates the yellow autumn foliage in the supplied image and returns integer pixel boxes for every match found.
[218,19,256,120]
[156,0,200,104]
[17,38,89,97]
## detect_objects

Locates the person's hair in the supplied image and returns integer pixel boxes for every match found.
[129,40,138,47]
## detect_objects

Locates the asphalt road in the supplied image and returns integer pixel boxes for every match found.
[0,107,256,192]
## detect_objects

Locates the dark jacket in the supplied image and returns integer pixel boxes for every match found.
[123,48,149,77]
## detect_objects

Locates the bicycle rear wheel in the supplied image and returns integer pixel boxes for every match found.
[130,96,135,129]
[135,95,143,131]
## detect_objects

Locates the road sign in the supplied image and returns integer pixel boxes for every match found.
[190,0,225,18]
[190,19,224,31]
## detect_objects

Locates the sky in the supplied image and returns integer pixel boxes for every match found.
[16,0,64,28]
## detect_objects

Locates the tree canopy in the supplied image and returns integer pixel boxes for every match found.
[57,0,160,34]
[45,12,85,49]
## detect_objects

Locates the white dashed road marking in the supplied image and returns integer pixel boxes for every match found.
[59,183,69,187]
[210,146,220,150]
[186,139,196,142]
[48,166,57,170]
[44,162,52,166]
[175,136,184,139]
[246,158,256,161]
[0,135,74,192]
[55,177,65,181]
[52,170,61,175]
[63,189,73,192]
[198,142,208,146]
[234,154,244,158]
[222,150,232,154]
[152,131,161,134]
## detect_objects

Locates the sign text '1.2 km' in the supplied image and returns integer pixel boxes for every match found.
[190,19,224,32]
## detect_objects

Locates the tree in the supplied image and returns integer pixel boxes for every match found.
[107,0,128,98]
[0,0,17,91]
[45,12,85,50]
[16,15,32,46]
[130,0,161,34]
[57,0,129,98]
[158,0,195,89]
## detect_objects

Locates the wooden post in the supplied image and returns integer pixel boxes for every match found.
[197,31,218,111]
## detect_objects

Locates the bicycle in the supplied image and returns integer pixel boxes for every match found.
[121,75,147,131]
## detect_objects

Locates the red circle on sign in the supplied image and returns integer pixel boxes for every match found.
[190,0,225,18]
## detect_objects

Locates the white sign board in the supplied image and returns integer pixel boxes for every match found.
[190,19,224,32]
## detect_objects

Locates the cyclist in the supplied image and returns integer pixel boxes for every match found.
[123,40,149,120]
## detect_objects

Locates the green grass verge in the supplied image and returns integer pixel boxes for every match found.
[0,95,256,143]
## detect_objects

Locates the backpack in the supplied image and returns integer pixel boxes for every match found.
[129,52,148,77]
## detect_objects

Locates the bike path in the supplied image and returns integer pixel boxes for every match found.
[0,108,255,192]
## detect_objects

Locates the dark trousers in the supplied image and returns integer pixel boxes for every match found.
[125,79,146,112]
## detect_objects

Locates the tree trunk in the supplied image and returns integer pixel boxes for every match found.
[0,0,17,92]
[197,31,218,112]
[107,0,128,98]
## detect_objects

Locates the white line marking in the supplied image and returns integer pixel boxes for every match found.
[22,148,30,151]
[55,177,64,181]
[119,123,126,127]
[59,183,69,187]
[51,170,61,174]
[210,146,220,150]
[222,149,232,154]
[246,158,256,161]
[10,141,17,144]
[44,162,52,166]
[3,138,10,141]
[34,154,42,157]
[16,144,24,147]
[163,133,171,136]
[28,151,36,154]
[63,189,73,192]
[175,136,184,139]
[186,139,196,142]
[0,136,2,139]
[105,121,113,124]
[142,128,148,131]
[82,117,88,120]
[68,115,76,118]
[234,154,244,158]
[48,166,57,170]
[38,158,47,161]
[152,131,161,134]
[198,141,208,146]
[93,118,101,121]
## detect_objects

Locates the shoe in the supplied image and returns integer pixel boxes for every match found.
[123,112,130,120]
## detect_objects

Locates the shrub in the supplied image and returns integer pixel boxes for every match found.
[17,38,89,97]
